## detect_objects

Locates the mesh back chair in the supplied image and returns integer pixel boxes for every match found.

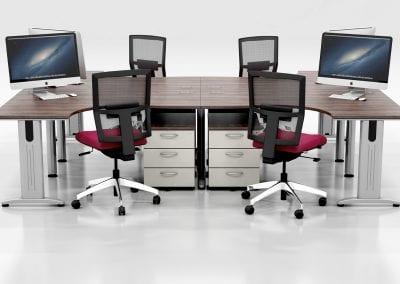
[239,36,278,77]
[129,35,166,77]
[241,71,327,219]
[71,70,160,216]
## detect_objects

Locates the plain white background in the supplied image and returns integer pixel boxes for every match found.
[1,0,400,132]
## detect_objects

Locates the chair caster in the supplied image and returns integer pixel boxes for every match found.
[393,203,399,207]
[2,203,9,207]
[241,191,250,199]
[153,195,161,205]
[294,209,304,219]
[337,203,345,207]
[71,200,81,209]
[118,205,126,216]
[244,205,254,215]
[318,197,327,206]
[130,188,139,193]
[113,186,118,197]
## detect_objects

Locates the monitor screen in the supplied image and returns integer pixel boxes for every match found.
[318,33,392,87]
[6,33,80,88]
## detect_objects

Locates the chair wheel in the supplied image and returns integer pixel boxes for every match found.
[318,197,327,206]
[2,203,9,207]
[113,186,118,197]
[294,209,304,219]
[393,203,399,207]
[244,205,254,215]
[153,195,161,205]
[241,191,250,199]
[130,188,139,193]
[118,205,126,216]
[71,200,81,209]
[337,203,345,207]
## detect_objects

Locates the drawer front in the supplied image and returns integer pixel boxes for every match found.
[209,130,253,148]
[208,149,261,167]
[208,168,260,187]
[144,168,195,187]
[144,149,194,167]
[145,130,194,148]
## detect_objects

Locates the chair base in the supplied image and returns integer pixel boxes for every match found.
[244,180,327,218]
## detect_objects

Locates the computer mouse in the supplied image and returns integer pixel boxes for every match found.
[358,97,367,101]
[68,93,77,97]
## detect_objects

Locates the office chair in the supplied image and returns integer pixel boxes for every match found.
[129,35,166,77]
[238,36,278,77]
[241,71,327,219]
[71,70,161,216]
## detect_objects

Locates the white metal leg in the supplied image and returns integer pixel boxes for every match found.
[88,177,112,187]
[2,120,64,207]
[77,179,117,200]
[247,181,279,191]
[119,178,159,195]
[288,182,327,198]
[250,183,286,205]
[335,120,345,162]
[56,120,67,162]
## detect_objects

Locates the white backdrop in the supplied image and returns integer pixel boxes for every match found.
[0,0,400,133]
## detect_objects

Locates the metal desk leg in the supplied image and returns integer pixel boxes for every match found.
[338,120,399,207]
[318,113,335,136]
[56,120,67,162]
[344,120,356,177]
[197,109,205,189]
[67,113,83,136]
[335,120,345,162]
[46,120,57,177]
[1,121,64,207]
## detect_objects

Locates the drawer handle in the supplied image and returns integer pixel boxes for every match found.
[160,133,178,139]
[160,171,178,177]
[225,171,244,177]
[225,133,244,139]
[160,151,178,158]
[225,151,244,158]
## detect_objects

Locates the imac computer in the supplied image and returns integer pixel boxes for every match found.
[6,33,81,98]
[29,27,86,79]
[317,32,392,100]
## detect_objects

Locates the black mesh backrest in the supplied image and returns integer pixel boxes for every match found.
[129,35,166,77]
[92,69,152,158]
[239,36,278,77]
[248,71,305,160]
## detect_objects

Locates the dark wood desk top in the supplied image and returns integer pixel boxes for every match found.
[1,73,399,120]
[299,71,400,119]
[0,74,201,120]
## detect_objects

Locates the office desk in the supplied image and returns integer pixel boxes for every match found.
[1,73,399,206]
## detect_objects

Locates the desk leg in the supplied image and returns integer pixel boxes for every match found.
[56,120,67,162]
[335,120,345,162]
[46,120,58,177]
[197,109,205,189]
[318,113,334,136]
[344,120,356,177]
[338,120,399,207]
[1,121,64,207]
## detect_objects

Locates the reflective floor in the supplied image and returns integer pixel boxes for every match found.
[0,121,400,284]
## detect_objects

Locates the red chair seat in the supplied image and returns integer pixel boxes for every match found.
[253,130,327,154]
[76,128,147,151]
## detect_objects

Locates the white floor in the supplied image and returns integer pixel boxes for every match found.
[0,121,400,284]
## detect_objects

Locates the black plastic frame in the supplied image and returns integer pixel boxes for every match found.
[129,35,167,77]
[238,36,278,77]
[247,71,305,160]
[92,69,152,157]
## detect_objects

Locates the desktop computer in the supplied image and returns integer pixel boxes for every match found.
[5,33,81,99]
[317,32,392,100]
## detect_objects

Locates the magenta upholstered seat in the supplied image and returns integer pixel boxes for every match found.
[252,130,327,154]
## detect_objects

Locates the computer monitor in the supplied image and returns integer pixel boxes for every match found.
[317,32,392,99]
[29,27,86,79]
[6,33,81,91]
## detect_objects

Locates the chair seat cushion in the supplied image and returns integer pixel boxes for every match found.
[253,130,327,154]
[75,128,147,150]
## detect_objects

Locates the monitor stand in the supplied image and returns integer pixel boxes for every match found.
[329,87,365,100]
